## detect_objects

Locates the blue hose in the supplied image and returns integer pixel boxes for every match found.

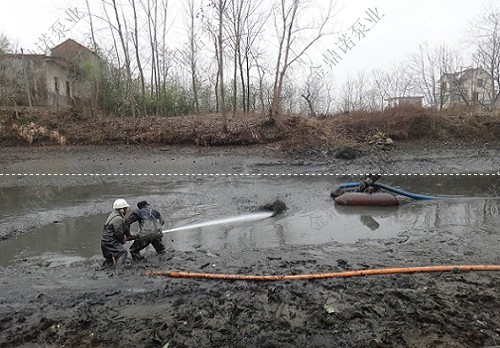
[335,182,440,200]
[373,183,439,200]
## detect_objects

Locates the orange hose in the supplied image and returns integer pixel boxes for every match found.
[145,265,500,281]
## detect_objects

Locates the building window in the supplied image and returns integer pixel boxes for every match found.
[477,78,483,87]
[66,81,71,97]
[441,82,447,91]
[54,77,59,92]
[473,92,479,101]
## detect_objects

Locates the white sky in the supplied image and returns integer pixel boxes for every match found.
[0,0,497,85]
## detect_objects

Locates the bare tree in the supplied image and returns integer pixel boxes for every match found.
[160,0,170,110]
[139,0,170,115]
[211,0,228,131]
[241,0,269,113]
[129,0,146,115]
[301,88,315,117]
[184,0,202,113]
[85,0,98,52]
[372,69,391,109]
[408,43,464,108]
[408,43,440,107]
[226,0,244,117]
[339,72,373,112]
[83,0,101,110]
[143,0,160,114]
[110,0,136,119]
[300,66,334,116]
[0,33,11,54]
[352,70,370,110]
[471,8,500,110]
[269,0,335,121]
[224,0,268,115]
[253,50,269,114]
[102,2,121,68]
[372,65,412,109]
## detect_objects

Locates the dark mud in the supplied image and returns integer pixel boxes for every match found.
[1,142,500,347]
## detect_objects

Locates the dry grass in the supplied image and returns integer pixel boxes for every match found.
[320,105,500,143]
[0,105,499,149]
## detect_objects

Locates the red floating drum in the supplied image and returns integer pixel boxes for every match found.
[334,192,399,206]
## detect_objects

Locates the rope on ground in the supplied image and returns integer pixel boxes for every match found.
[145,264,500,281]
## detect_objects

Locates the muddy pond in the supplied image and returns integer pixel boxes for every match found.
[1,145,500,347]
[1,175,498,268]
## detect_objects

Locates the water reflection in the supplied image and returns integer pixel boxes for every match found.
[360,215,380,231]
[0,176,499,266]
[334,205,400,231]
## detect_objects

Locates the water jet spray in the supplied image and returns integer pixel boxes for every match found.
[162,199,286,234]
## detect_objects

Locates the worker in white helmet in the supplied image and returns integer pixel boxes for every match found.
[100,198,135,268]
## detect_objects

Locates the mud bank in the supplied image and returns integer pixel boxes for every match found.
[1,142,500,347]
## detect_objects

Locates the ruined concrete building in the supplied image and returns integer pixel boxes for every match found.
[0,39,98,107]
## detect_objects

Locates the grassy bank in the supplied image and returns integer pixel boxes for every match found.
[0,105,499,150]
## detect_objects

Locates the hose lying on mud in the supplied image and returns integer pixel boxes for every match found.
[145,265,500,281]
[335,182,442,200]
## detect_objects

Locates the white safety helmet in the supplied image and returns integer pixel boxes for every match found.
[113,198,130,210]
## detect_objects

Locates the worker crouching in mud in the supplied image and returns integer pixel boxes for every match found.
[101,199,134,269]
[126,200,167,261]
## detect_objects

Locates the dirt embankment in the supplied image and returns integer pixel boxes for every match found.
[1,105,500,151]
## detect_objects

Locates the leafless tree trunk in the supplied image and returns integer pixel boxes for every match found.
[269,0,334,121]
[372,69,391,110]
[241,0,268,113]
[84,0,100,110]
[408,43,462,109]
[301,90,315,117]
[20,49,33,107]
[300,67,324,116]
[142,0,160,114]
[208,29,220,113]
[102,2,121,68]
[471,9,500,110]
[130,0,146,116]
[225,0,268,115]
[227,0,243,117]
[408,43,440,107]
[340,71,372,112]
[214,0,228,132]
[161,1,169,114]
[185,0,201,113]
[111,0,136,120]
[254,53,267,114]
[102,1,123,115]
[372,65,412,110]
[0,33,11,54]
[85,0,98,52]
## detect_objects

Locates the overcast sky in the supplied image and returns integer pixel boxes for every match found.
[0,0,497,84]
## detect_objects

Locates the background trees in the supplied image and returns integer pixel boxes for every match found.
[471,9,500,110]
[2,3,500,115]
[0,34,11,54]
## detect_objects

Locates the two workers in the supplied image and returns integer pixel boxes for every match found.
[100,198,167,268]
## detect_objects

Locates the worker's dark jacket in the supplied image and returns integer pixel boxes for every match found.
[102,210,130,244]
[126,207,164,241]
